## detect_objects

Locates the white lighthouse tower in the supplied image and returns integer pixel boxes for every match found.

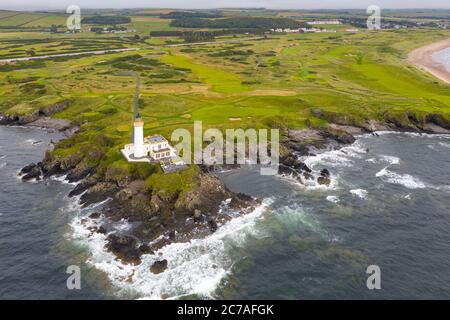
[133,114,145,158]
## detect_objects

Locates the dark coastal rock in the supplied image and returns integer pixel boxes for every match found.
[97,225,107,234]
[317,176,331,186]
[66,162,96,183]
[150,260,168,274]
[115,188,133,201]
[89,212,101,219]
[207,217,218,233]
[68,177,98,197]
[425,113,450,130]
[175,173,232,214]
[168,230,176,241]
[105,234,141,265]
[320,169,330,178]
[321,128,356,144]
[278,164,301,180]
[79,182,118,207]
[22,165,42,181]
[303,172,314,180]
[19,163,37,176]
[280,155,312,173]
[317,168,331,186]
[287,142,310,156]
[0,101,71,127]
[138,244,154,255]
[194,209,202,222]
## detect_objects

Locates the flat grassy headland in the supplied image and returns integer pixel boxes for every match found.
[1,8,450,196]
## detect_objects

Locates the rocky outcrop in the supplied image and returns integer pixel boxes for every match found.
[68,177,98,197]
[317,168,331,186]
[175,173,233,214]
[105,234,141,265]
[425,113,450,130]
[150,260,168,274]
[0,100,71,127]
[20,163,42,181]
[320,127,356,145]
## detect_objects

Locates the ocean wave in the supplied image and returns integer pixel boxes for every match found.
[70,199,270,300]
[303,173,340,191]
[275,204,339,242]
[375,167,426,189]
[380,155,400,165]
[304,142,367,169]
[50,174,80,186]
[350,189,368,199]
[374,131,450,139]
[438,142,450,148]
[326,195,340,203]
[365,158,378,163]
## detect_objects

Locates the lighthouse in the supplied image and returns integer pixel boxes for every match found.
[133,114,145,158]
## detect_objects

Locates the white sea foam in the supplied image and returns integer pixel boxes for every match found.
[375,167,426,189]
[0,162,6,169]
[326,195,340,203]
[438,142,450,148]
[303,173,340,191]
[50,174,80,186]
[0,155,6,160]
[70,199,270,300]
[374,131,450,140]
[275,204,338,242]
[380,155,400,165]
[304,142,367,169]
[350,189,368,199]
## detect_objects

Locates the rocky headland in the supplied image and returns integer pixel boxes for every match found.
[8,106,450,270]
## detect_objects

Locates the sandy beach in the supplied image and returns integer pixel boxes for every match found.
[408,39,450,84]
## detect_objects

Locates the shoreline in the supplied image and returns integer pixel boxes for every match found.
[3,123,450,299]
[408,38,450,84]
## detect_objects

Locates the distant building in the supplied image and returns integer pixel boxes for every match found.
[307,20,341,25]
[299,28,337,33]
[271,27,337,33]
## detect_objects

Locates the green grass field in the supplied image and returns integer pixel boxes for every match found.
[0,9,449,190]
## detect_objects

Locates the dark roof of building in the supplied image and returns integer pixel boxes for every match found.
[147,135,166,143]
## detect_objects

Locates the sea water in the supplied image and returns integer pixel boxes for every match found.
[1,126,450,299]
[433,46,450,73]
